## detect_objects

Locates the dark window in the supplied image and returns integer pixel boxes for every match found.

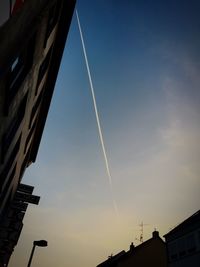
[179,251,186,257]
[5,34,35,110]
[0,134,21,190]
[0,190,12,217]
[36,46,52,95]
[24,119,37,154]
[169,241,178,261]
[1,93,27,163]
[44,2,61,47]
[0,163,16,202]
[178,237,186,257]
[29,87,44,128]
[187,234,196,253]
[171,254,178,260]
[20,147,31,179]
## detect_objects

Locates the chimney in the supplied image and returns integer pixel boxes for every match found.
[152,230,159,238]
[130,242,135,252]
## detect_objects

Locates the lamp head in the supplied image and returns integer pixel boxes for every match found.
[33,240,48,247]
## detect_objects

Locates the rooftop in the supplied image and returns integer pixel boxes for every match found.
[164,210,200,238]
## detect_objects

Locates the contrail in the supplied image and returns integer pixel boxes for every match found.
[76,10,119,217]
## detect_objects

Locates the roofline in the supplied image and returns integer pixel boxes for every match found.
[96,251,126,267]
[125,235,165,254]
[164,210,200,237]
[96,233,165,266]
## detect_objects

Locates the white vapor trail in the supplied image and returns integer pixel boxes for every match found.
[76,10,119,217]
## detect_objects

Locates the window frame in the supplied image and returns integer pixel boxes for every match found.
[5,34,35,113]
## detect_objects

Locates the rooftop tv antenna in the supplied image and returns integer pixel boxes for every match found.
[135,222,150,243]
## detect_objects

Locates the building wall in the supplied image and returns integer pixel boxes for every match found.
[165,211,200,267]
[167,228,200,267]
[0,0,61,216]
[168,253,200,267]
[0,0,75,265]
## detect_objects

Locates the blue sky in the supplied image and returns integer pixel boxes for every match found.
[10,1,200,266]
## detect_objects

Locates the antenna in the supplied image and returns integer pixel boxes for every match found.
[135,221,150,243]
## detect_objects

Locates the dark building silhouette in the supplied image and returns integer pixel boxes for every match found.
[97,251,126,267]
[0,0,75,265]
[164,210,200,267]
[97,231,167,267]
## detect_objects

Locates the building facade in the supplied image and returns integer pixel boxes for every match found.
[97,231,167,267]
[0,0,76,265]
[164,210,200,267]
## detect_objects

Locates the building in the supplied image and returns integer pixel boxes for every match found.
[164,210,200,267]
[97,231,167,267]
[0,0,76,265]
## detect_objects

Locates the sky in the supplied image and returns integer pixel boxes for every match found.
[9,1,200,266]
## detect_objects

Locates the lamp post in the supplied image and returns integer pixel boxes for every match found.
[27,240,48,267]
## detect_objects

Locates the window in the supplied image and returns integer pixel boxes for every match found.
[20,147,31,179]
[24,119,37,154]
[0,134,21,190]
[1,93,27,163]
[178,238,186,257]
[0,163,16,202]
[35,46,52,95]
[187,234,196,253]
[0,190,12,217]
[11,57,19,71]
[5,34,35,110]
[169,241,178,261]
[44,2,61,47]
[29,86,44,128]
[9,55,25,92]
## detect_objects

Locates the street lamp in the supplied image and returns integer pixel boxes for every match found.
[27,240,48,267]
